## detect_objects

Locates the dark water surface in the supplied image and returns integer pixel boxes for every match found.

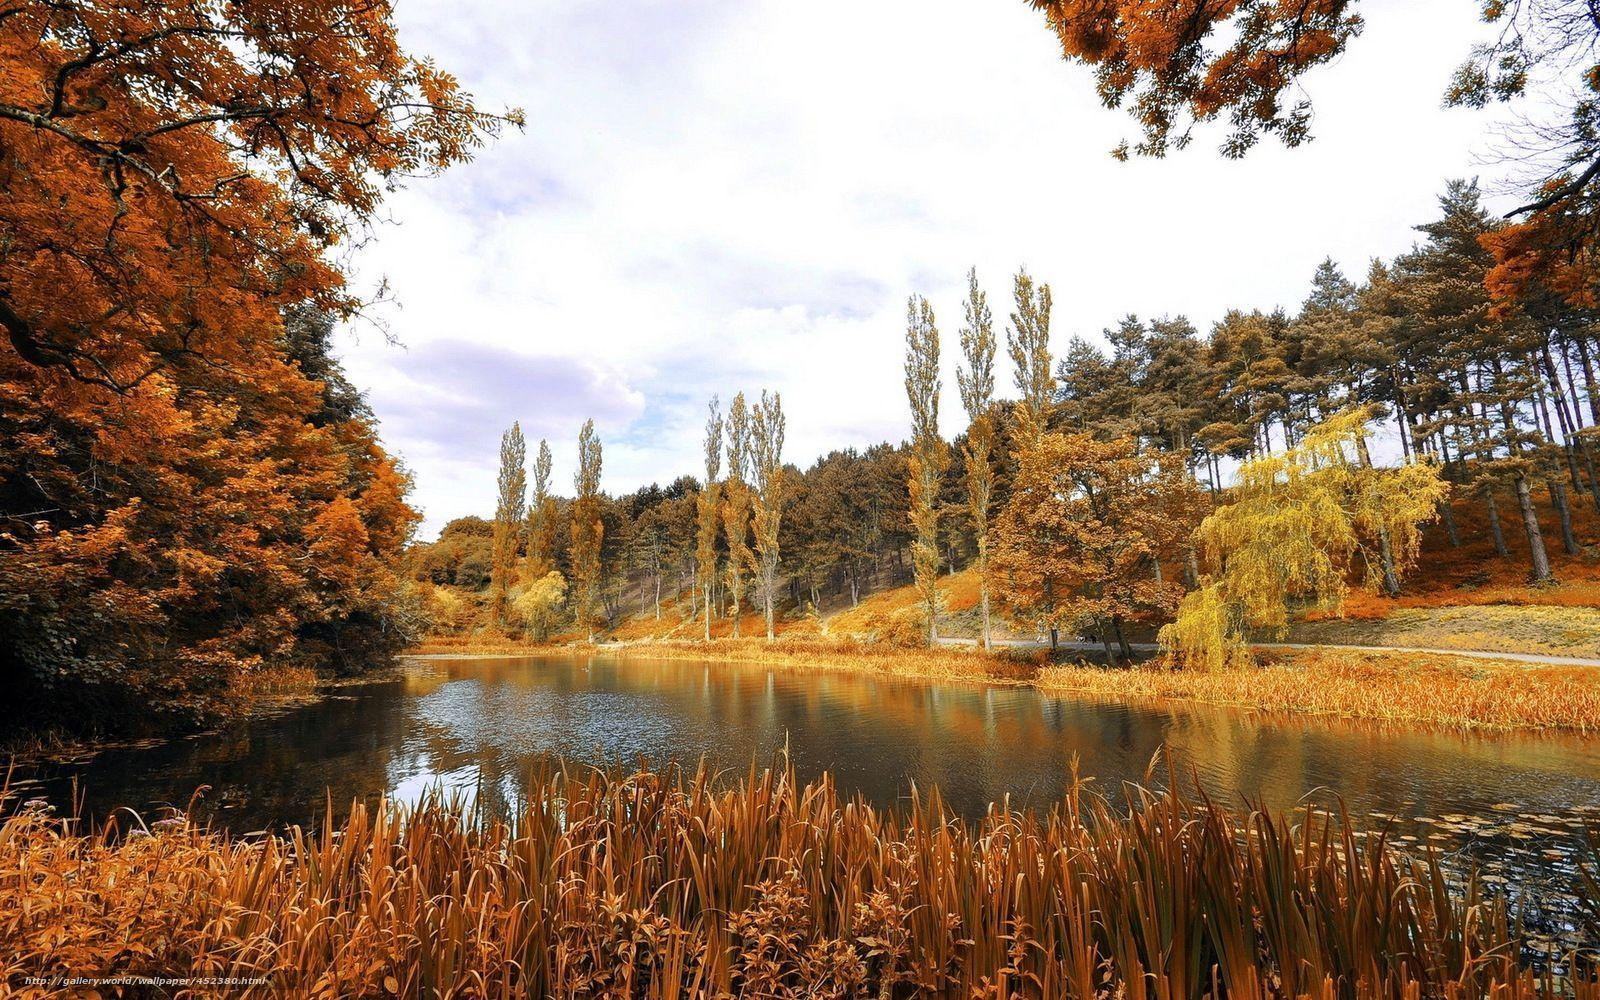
[13,654,1600,942]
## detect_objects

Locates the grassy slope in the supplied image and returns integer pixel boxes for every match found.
[1288,489,1600,654]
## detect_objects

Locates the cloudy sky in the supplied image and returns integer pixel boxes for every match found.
[339,1,1512,538]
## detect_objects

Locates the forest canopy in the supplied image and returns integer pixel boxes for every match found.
[0,1,511,731]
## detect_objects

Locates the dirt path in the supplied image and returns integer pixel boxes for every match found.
[933,636,1600,668]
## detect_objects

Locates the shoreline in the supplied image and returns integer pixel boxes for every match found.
[408,636,1600,734]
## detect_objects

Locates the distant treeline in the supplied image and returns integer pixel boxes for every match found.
[415,180,1598,641]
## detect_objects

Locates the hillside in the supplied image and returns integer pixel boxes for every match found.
[416,482,1600,661]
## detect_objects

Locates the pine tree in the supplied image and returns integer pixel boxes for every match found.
[905,294,948,647]
[1394,181,1556,583]
[957,268,998,650]
[490,422,526,625]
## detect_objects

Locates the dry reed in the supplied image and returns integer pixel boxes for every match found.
[2,760,1595,998]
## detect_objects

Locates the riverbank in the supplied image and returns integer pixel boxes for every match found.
[3,760,1588,997]
[409,636,1600,732]
[0,663,405,763]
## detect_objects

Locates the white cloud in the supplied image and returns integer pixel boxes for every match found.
[337,0,1512,537]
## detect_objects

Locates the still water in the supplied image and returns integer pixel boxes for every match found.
[14,654,1600,935]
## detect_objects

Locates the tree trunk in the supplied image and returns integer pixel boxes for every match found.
[1437,497,1461,548]
[1355,431,1401,596]
[703,582,713,641]
[1577,334,1600,426]
[1550,477,1581,556]
[1486,488,1509,558]
[977,536,992,652]
[1098,626,1117,666]
[1514,473,1555,583]
[765,571,776,641]
[1112,615,1133,662]
[1044,576,1058,651]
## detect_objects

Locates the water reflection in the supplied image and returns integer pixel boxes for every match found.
[16,654,1600,937]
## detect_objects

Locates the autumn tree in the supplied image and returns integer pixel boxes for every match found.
[958,269,999,650]
[571,420,605,642]
[490,423,527,624]
[0,2,515,390]
[696,398,724,641]
[723,393,754,637]
[1009,268,1055,447]
[1022,0,1359,158]
[1020,0,1600,328]
[994,434,1203,663]
[1006,267,1060,646]
[513,572,567,642]
[525,440,557,579]
[751,391,787,640]
[905,295,948,646]
[1161,408,1448,671]
[0,0,508,731]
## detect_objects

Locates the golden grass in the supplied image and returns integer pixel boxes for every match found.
[1293,604,1600,658]
[3,761,1592,998]
[232,663,322,699]
[410,637,1600,732]
[1037,648,1600,732]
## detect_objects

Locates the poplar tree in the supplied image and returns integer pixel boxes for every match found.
[905,294,947,647]
[524,439,556,579]
[571,419,604,642]
[490,421,526,625]
[696,397,724,641]
[723,393,754,637]
[1009,267,1054,447]
[1007,267,1059,647]
[751,391,787,640]
[957,269,998,650]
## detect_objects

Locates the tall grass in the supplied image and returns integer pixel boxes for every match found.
[2,761,1595,998]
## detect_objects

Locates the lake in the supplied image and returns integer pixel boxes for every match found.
[12,653,1600,944]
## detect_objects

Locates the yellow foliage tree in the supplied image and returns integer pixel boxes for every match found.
[513,571,568,641]
[1160,408,1448,670]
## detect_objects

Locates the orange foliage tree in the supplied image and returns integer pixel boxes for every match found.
[992,433,1205,663]
[1022,0,1600,308]
[0,3,511,730]
[1023,0,1360,158]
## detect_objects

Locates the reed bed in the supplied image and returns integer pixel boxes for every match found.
[2,761,1595,998]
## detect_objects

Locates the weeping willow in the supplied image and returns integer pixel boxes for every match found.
[1160,407,1448,670]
